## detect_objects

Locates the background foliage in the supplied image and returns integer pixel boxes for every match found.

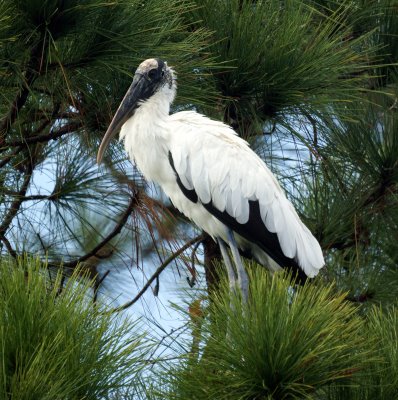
[0,0,397,398]
[157,268,370,400]
[0,257,146,399]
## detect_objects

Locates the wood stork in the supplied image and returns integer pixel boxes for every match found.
[97,58,325,298]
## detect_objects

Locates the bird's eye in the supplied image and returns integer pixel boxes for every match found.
[148,68,158,80]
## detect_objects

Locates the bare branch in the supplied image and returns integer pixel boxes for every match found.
[7,121,83,147]
[0,38,45,143]
[63,194,138,269]
[93,269,111,303]
[0,70,36,143]
[113,234,205,313]
[0,168,33,237]
[0,233,17,258]
[0,146,23,168]
[1,192,50,201]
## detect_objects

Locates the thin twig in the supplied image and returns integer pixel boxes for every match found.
[63,195,138,269]
[187,239,201,287]
[303,111,321,160]
[93,269,111,303]
[1,193,50,201]
[113,234,205,313]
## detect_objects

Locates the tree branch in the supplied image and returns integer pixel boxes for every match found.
[113,234,205,313]
[0,146,23,169]
[6,121,83,147]
[63,194,138,269]
[93,269,110,303]
[0,39,44,143]
[0,71,36,143]
[0,167,33,237]
[1,192,51,201]
[0,233,17,258]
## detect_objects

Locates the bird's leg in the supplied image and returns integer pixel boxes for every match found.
[218,238,237,292]
[226,229,249,301]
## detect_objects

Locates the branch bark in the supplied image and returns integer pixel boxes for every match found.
[0,38,45,143]
[6,121,83,147]
[0,167,33,237]
[0,146,23,169]
[0,233,17,258]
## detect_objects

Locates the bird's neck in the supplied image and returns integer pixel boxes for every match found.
[120,91,171,142]
[119,91,172,182]
[137,90,172,118]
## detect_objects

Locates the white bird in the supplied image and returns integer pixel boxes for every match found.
[97,58,325,298]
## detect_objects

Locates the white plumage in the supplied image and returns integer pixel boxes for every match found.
[97,58,325,295]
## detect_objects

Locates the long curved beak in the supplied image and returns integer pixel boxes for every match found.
[97,74,151,164]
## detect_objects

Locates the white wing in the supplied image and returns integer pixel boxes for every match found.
[168,111,324,278]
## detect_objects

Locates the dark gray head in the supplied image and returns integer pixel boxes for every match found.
[97,58,175,163]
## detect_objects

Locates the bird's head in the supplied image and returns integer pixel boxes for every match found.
[97,58,175,164]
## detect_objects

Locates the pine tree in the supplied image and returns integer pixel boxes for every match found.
[1,0,397,397]
[0,0,216,286]
[185,0,398,305]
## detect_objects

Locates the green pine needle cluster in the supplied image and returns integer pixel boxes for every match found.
[328,306,398,399]
[153,267,398,400]
[0,257,146,399]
